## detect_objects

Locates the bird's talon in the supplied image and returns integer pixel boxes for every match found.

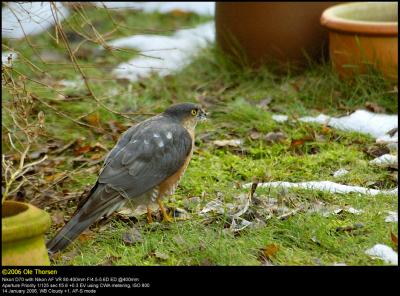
[161,213,174,223]
[147,206,153,224]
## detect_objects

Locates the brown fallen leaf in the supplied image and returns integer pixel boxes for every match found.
[200,258,215,266]
[169,9,191,17]
[45,172,65,182]
[51,211,65,226]
[290,136,314,147]
[51,139,78,155]
[390,231,398,250]
[365,101,386,113]
[336,222,365,233]
[321,125,331,135]
[90,152,104,160]
[259,243,279,264]
[74,144,92,156]
[107,120,126,135]
[78,229,94,242]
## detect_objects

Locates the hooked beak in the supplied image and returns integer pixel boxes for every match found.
[198,109,207,121]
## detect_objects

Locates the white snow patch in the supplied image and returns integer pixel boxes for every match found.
[272,114,288,123]
[57,80,84,89]
[243,181,397,196]
[212,139,243,147]
[369,154,398,169]
[385,211,398,222]
[365,244,398,265]
[346,207,363,215]
[299,110,398,140]
[333,168,349,178]
[93,2,215,15]
[2,2,69,39]
[1,51,18,65]
[108,22,214,81]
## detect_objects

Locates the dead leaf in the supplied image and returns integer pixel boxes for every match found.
[51,211,65,226]
[387,127,398,137]
[169,9,191,17]
[107,120,126,135]
[200,258,214,266]
[365,145,390,158]
[230,217,252,232]
[336,222,365,233]
[277,208,302,220]
[29,148,48,160]
[390,231,398,250]
[290,136,314,147]
[250,128,262,140]
[99,255,121,266]
[45,172,65,182]
[51,139,78,155]
[153,251,169,261]
[365,101,386,113]
[264,131,287,143]
[183,196,201,212]
[78,229,94,242]
[256,96,272,110]
[61,249,79,262]
[83,112,101,127]
[259,243,279,264]
[321,125,331,134]
[74,145,92,156]
[311,236,322,246]
[122,227,144,246]
[90,152,104,160]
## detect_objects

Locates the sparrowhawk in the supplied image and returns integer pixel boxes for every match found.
[47,103,207,253]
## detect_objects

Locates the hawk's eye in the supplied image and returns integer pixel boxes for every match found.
[191,109,198,116]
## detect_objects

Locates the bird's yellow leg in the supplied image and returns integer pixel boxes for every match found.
[157,198,173,223]
[146,206,153,224]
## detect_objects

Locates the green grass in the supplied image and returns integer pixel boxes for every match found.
[2,5,397,266]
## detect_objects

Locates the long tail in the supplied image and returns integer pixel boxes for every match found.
[47,183,125,254]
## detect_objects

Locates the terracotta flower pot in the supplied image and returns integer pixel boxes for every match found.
[321,2,398,80]
[2,201,51,266]
[215,2,341,69]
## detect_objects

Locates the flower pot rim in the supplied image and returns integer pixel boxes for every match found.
[2,201,51,243]
[321,2,398,35]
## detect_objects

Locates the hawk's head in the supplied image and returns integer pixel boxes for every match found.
[163,103,207,129]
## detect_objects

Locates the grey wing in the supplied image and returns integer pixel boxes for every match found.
[98,117,193,199]
[46,117,192,253]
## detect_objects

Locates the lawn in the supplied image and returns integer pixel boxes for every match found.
[2,3,398,266]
